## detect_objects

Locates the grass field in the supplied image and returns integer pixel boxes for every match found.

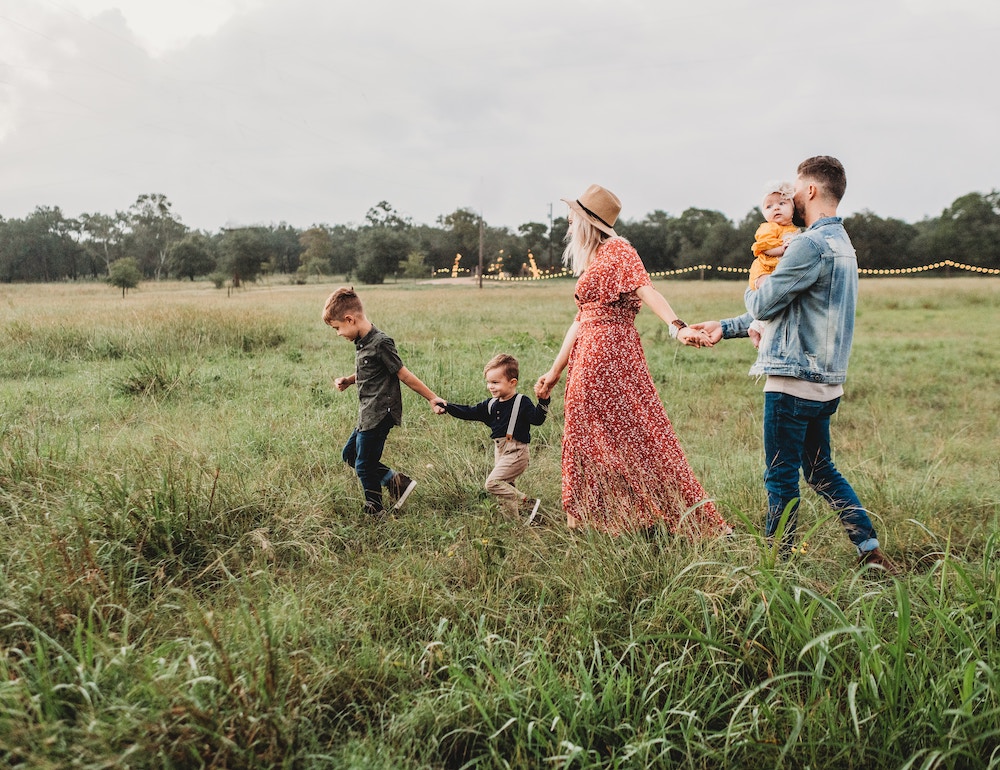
[1,276,998,769]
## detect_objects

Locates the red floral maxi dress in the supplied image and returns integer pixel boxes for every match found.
[561,237,730,536]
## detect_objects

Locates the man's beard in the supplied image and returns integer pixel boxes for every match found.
[792,204,806,228]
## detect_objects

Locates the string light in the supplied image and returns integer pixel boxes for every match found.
[449,258,999,281]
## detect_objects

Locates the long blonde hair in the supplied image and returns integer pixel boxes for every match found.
[563,215,610,275]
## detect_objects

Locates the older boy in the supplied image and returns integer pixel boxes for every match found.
[323,287,442,519]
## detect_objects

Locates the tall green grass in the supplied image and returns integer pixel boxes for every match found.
[0,277,997,768]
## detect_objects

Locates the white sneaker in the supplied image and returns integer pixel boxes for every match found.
[525,498,542,526]
[390,473,417,510]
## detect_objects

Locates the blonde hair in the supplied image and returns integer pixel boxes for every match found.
[322,286,364,325]
[562,215,611,275]
[484,353,518,381]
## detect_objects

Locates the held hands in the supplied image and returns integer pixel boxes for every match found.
[534,371,559,400]
[430,397,447,415]
[688,321,723,345]
[677,326,714,348]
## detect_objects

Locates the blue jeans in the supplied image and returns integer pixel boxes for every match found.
[342,416,396,513]
[763,392,878,554]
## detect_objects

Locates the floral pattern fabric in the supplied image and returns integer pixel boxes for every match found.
[561,237,730,536]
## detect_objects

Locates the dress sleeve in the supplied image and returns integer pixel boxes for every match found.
[588,238,651,304]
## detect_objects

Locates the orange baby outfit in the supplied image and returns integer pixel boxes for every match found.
[749,222,799,289]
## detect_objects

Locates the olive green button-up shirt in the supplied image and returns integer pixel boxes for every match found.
[354,326,404,431]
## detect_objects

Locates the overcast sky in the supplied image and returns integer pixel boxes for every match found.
[1,0,998,233]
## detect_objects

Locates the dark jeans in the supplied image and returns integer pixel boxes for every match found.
[342,416,395,513]
[763,392,879,554]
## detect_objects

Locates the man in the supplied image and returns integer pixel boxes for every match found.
[693,156,898,573]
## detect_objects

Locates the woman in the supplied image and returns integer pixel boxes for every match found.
[535,184,730,537]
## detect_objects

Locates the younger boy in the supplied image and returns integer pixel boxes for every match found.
[433,354,549,524]
[323,287,442,519]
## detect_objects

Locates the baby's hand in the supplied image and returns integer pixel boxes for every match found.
[748,328,762,349]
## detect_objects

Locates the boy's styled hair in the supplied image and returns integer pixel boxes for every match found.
[484,353,519,381]
[761,180,794,206]
[797,156,847,203]
[323,287,364,324]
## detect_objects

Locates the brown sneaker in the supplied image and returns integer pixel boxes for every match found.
[858,548,901,576]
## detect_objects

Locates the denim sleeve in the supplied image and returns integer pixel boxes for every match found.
[721,312,752,339]
[745,238,822,322]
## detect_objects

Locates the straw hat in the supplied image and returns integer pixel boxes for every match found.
[562,184,620,237]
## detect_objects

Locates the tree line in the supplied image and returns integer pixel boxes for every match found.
[1,190,998,286]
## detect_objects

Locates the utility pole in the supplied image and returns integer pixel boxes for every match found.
[478,214,484,289]
[548,202,553,268]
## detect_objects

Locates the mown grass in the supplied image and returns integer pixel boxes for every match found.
[0,277,998,769]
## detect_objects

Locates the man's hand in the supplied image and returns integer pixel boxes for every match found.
[678,326,714,348]
[689,321,723,345]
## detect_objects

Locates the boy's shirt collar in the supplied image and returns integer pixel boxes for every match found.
[354,325,379,348]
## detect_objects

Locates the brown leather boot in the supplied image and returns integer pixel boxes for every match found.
[858,547,901,576]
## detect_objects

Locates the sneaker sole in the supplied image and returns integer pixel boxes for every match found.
[526,498,541,525]
[393,479,417,510]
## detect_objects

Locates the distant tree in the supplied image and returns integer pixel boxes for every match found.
[844,211,918,270]
[550,216,569,267]
[299,227,334,273]
[672,208,735,271]
[355,227,411,284]
[931,191,1000,268]
[268,223,304,273]
[296,255,330,283]
[437,208,481,264]
[218,227,271,286]
[618,210,677,272]
[107,257,142,297]
[355,203,413,283]
[399,250,428,279]
[365,200,412,230]
[410,223,453,273]
[0,206,83,281]
[127,193,187,279]
[518,222,550,267]
[168,233,217,280]
[327,224,360,275]
[79,211,127,276]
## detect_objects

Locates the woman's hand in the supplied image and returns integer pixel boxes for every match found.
[535,370,560,399]
[677,326,714,348]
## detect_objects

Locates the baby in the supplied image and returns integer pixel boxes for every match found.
[748,181,799,345]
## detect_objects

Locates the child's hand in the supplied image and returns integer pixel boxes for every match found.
[534,376,553,400]
[430,397,447,415]
[334,376,353,392]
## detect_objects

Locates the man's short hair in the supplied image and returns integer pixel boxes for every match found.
[797,156,847,203]
[484,353,519,381]
[322,287,364,324]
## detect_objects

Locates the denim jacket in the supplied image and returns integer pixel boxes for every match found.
[721,216,858,384]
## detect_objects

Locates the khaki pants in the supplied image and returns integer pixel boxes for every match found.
[485,437,529,517]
